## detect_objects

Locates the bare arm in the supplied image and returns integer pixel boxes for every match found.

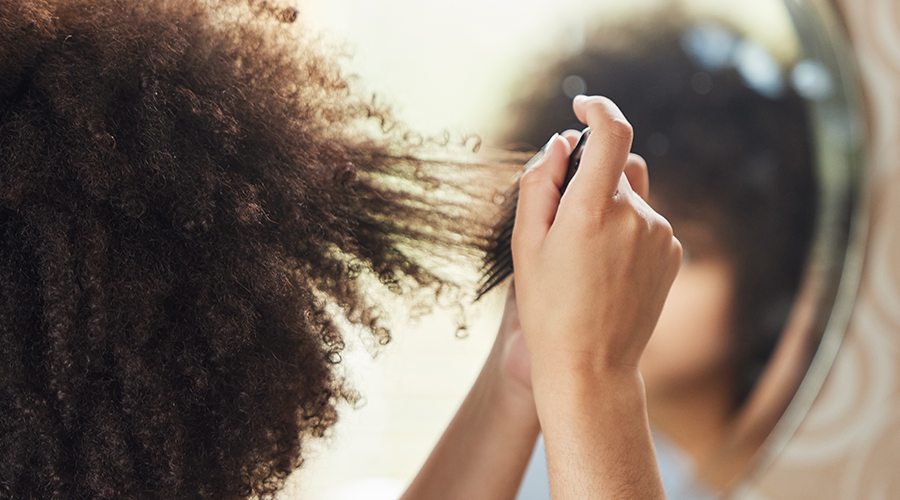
[401,285,540,500]
[513,95,681,499]
[404,96,679,500]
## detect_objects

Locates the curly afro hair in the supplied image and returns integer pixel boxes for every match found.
[0,1,504,498]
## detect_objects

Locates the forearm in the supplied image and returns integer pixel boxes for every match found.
[402,346,540,500]
[534,362,665,500]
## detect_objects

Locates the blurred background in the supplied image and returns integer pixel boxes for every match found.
[280,1,802,498]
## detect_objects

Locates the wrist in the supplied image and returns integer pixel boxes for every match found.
[533,365,664,500]
[481,363,538,426]
[531,358,647,421]
[527,338,642,382]
[476,332,538,426]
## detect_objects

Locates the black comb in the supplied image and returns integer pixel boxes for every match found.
[475,128,591,300]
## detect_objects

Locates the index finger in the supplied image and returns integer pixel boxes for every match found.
[569,95,634,201]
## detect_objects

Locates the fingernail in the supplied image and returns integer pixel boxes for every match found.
[525,133,559,170]
[573,94,588,103]
[543,133,560,151]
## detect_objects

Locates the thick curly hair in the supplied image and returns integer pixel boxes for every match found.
[0,1,502,498]
[501,20,817,409]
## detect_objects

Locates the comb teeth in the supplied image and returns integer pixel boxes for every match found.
[474,128,590,302]
[474,188,518,301]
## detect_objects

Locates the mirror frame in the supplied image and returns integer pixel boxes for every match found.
[732,0,870,492]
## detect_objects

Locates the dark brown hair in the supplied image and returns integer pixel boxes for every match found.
[501,20,817,408]
[0,1,502,498]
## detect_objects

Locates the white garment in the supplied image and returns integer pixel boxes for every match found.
[515,433,718,500]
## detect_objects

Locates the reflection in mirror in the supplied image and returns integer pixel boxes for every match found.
[505,13,820,499]
[732,0,866,493]
[292,0,865,498]
[509,2,864,498]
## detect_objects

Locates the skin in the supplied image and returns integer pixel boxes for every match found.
[405,99,807,497]
[403,95,682,499]
[401,285,538,500]
[642,220,739,467]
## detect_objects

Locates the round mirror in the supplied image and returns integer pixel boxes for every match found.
[288,0,867,498]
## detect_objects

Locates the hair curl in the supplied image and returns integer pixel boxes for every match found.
[0,1,502,498]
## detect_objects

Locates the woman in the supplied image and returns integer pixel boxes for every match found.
[0,1,679,499]
[497,20,817,498]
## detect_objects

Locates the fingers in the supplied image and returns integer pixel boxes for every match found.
[512,134,572,253]
[505,278,517,304]
[561,129,582,149]
[571,95,634,201]
[623,154,649,201]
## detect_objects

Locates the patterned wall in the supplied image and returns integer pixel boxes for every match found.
[744,0,900,497]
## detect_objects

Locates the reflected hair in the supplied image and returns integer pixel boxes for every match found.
[500,18,817,409]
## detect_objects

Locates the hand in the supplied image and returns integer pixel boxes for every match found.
[491,281,529,388]
[509,95,679,500]
[512,95,682,381]
[493,130,584,394]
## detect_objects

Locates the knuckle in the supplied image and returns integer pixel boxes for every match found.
[605,117,634,144]
[668,237,684,275]
[653,217,681,267]
[633,210,672,250]
[670,236,684,263]
[603,204,645,246]
[517,167,546,191]
[585,96,633,144]
[654,213,674,238]
[625,207,647,234]
[628,153,647,171]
